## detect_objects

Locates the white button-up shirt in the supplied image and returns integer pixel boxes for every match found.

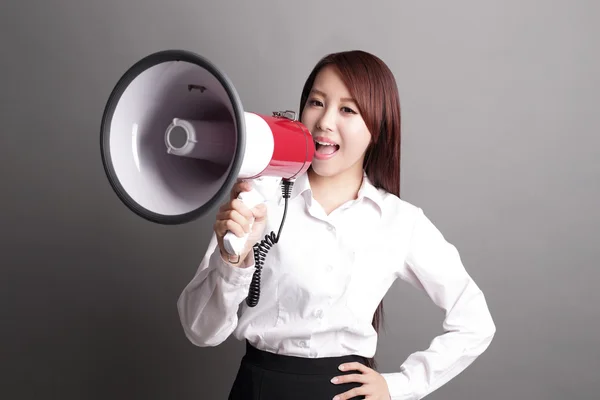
[177,171,496,400]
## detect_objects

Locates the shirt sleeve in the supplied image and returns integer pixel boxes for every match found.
[177,233,256,347]
[381,208,496,400]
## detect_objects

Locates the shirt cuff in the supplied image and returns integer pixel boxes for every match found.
[211,249,256,286]
[381,372,417,400]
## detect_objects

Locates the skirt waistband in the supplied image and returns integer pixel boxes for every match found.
[243,340,368,375]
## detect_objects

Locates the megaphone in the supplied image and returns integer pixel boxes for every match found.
[100,50,315,306]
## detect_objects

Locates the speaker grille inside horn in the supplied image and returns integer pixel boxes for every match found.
[101,51,245,224]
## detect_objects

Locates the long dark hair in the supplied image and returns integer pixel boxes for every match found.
[298,50,402,369]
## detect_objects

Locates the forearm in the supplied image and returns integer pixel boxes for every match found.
[177,238,256,347]
[382,283,496,399]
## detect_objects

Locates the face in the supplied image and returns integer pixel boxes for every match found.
[301,65,372,179]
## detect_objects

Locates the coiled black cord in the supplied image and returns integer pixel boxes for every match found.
[246,179,294,307]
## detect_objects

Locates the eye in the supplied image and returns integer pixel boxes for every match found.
[308,99,323,107]
[341,106,357,114]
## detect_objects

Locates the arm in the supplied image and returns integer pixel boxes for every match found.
[177,233,256,347]
[381,208,496,400]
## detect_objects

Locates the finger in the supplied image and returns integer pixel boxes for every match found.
[333,386,367,400]
[230,180,252,200]
[215,219,246,238]
[218,199,253,220]
[216,203,253,223]
[330,373,368,385]
[231,198,254,219]
[251,203,267,221]
[338,362,371,374]
[215,209,251,233]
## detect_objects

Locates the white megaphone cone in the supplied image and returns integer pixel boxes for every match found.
[100,50,315,305]
[161,109,311,256]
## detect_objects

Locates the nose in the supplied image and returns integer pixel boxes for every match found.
[316,107,335,132]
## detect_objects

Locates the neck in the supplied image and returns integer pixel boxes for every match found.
[308,166,364,214]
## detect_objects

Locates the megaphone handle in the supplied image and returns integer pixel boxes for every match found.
[222,187,265,256]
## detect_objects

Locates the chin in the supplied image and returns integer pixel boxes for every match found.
[310,155,366,179]
[310,162,343,177]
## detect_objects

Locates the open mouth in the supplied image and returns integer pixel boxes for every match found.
[314,139,340,157]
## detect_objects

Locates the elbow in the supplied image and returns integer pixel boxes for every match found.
[459,293,497,353]
[178,313,231,348]
[176,295,211,348]
[481,321,496,352]
[181,324,228,348]
[486,316,497,343]
[477,309,497,351]
[177,296,234,348]
[472,288,497,350]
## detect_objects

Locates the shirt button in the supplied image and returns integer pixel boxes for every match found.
[326,265,333,272]
[314,309,323,319]
[299,340,308,348]
[327,225,335,232]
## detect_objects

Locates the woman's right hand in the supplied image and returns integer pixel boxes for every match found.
[214,180,268,267]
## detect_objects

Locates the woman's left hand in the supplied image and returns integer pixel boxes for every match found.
[331,362,390,400]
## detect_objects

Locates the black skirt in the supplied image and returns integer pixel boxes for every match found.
[228,341,367,400]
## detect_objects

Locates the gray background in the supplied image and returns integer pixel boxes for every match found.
[1,0,598,399]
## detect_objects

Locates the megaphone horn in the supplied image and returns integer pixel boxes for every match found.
[100,50,315,306]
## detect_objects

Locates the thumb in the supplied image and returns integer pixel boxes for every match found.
[251,203,267,222]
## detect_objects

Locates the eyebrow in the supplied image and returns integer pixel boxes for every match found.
[310,89,356,104]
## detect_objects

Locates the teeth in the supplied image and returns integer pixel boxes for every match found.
[316,140,337,146]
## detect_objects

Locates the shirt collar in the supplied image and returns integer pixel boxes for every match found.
[357,173,384,214]
[288,171,384,215]
[289,171,311,201]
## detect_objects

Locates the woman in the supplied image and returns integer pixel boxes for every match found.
[177,50,496,400]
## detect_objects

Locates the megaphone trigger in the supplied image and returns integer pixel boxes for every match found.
[222,184,266,256]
